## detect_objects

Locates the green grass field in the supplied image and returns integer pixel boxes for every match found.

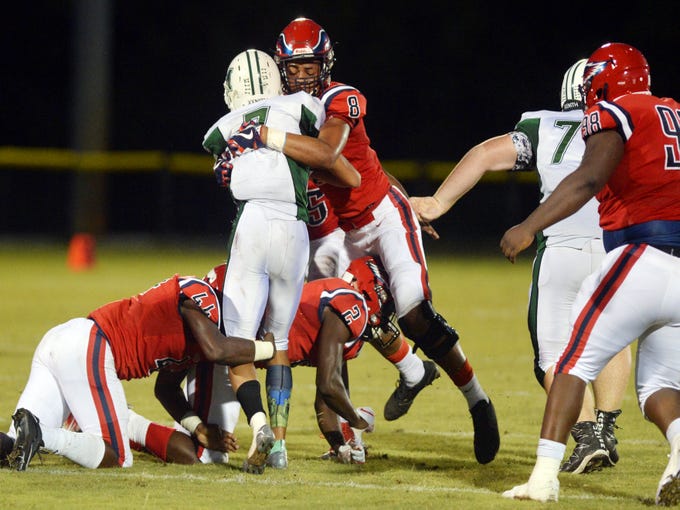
[0,240,666,509]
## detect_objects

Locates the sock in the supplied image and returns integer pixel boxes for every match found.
[389,342,425,387]
[453,360,488,408]
[236,379,265,425]
[126,408,151,446]
[266,364,292,429]
[42,426,106,469]
[143,423,175,462]
[666,418,680,444]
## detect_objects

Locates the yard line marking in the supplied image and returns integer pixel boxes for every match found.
[37,468,632,501]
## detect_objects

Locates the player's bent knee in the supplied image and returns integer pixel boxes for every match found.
[398,301,459,359]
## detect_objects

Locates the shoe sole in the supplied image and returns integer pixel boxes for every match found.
[243,428,275,475]
[471,400,500,464]
[657,474,680,506]
[561,449,610,474]
[8,409,42,472]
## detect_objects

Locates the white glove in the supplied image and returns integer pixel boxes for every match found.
[337,443,366,465]
[502,478,559,502]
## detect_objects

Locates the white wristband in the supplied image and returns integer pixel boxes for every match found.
[254,340,275,361]
[266,127,287,152]
[180,413,202,434]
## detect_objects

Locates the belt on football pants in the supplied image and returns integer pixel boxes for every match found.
[651,245,680,258]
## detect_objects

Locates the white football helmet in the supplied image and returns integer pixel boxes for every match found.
[223,49,282,111]
[560,58,587,111]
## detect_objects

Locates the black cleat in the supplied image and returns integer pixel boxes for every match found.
[384,360,440,421]
[470,399,500,464]
[8,408,43,471]
[560,421,609,474]
[0,431,15,468]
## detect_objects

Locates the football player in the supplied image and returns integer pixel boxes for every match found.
[305,178,441,423]
[270,17,499,464]
[202,49,360,472]
[410,59,632,474]
[500,43,680,504]
[4,274,275,471]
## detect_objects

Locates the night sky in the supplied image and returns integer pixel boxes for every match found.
[4,2,680,161]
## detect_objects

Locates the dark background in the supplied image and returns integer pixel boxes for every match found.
[2,1,679,244]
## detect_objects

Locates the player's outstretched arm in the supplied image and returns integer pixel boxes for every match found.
[411,134,517,223]
[315,309,370,431]
[180,298,275,364]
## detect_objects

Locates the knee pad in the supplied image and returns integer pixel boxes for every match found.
[398,301,459,359]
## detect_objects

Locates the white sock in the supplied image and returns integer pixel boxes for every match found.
[459,376,488,408]
[249,412,267,432]
[126,409,151,446]
[247,412,268,457]
[395,350,425,387]
[42,425,106,469]
[666,418,680,444]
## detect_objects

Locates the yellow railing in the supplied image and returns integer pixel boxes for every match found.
[0,146,537,183]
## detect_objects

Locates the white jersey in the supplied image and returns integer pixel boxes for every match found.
[513,109,601,248]
[203,91,326,220]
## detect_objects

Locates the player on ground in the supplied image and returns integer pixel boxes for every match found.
[305,179,441,421]
[271,17,499,463]
[499,43,680,504]
[4,274,276,471]
[202,49,360,472]
[410,59,631,474]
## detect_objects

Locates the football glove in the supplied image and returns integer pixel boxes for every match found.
[213,151,233,188]
[336,442,366,465]
[226,120,264,156]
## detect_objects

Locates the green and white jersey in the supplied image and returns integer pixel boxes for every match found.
[512,108,601,248]
[203,91,325,221]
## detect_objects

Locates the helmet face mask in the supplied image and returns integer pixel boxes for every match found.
[223,49,282,110]
[581,42,651,109]
[274,17,335,96]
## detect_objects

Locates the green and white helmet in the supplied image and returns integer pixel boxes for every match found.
[223,49,282,111]
[560,58,587,111]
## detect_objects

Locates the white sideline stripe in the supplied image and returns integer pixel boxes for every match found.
[39,468,628,501]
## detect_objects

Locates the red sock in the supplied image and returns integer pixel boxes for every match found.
[144,423,175,461]
[385,339,410,364]
[452,359,474,387]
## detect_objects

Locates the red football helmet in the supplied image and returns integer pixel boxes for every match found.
[342,256,392,328]
[582,42,651,108]
[274,17,335,95]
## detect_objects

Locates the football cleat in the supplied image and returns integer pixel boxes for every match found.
[596,409,621,467]
[657,435,680,506]
[242,424,275,474]
[384,360,440,421]
[0,431,15,468]
[470,399,500,464]
[8,408,43,471]
[560,421,609,474]
[265,439,288,469]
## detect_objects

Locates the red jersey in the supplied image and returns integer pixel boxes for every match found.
[318,82,391,227]
[287,278,369,367]
[582,93,680,231]
[307,179,339,240]
[88,276,221,380]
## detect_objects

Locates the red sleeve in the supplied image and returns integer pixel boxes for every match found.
[322,83,367,129]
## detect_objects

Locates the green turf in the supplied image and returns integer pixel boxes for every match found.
[0,241,664,509]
